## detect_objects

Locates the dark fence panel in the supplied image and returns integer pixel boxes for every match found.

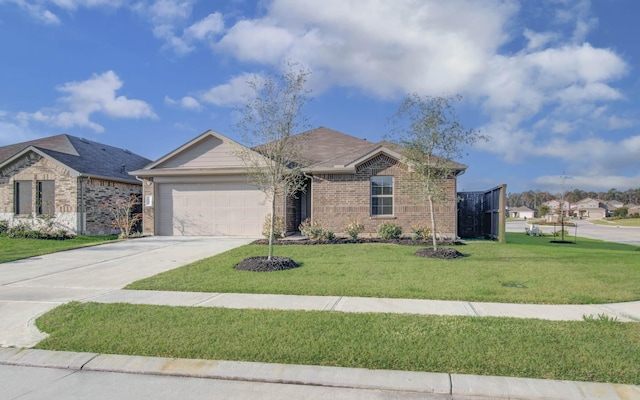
[458,185,505,239]
[457,191,484,239]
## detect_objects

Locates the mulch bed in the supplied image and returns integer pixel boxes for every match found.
[253,238,466,246]
[234,256,300,272]
[414,247,466,259]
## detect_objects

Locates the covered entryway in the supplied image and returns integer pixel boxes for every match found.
[157,182,269,236]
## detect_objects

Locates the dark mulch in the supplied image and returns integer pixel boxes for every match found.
[414,248,467,259]
[253,238,465,246]
[549,240,576,244]
[234,256,300,272]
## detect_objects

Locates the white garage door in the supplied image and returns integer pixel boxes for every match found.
[157,182,269,236]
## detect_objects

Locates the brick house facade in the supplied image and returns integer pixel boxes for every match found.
[0,135,150,235]
[132,127,464,238]
[307,155,457,236]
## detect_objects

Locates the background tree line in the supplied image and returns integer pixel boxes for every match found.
[507,187,640,209]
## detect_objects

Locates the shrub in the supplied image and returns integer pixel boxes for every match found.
[0,219,8,236]
[344,218,365,240]
[377,222,402,239]
[3,221,74,240]
[299,218,334,241]
[100,194,142,238]
[613,207,629,218]
[262,214,284,240]
[411,225,431,240]
[552,229,569,237]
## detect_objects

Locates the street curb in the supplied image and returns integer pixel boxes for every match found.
[2,348,639,399]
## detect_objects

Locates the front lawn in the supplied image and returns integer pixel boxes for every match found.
[127,233,640,304]
[0,235,119,263]
[36,302,640,384]
[591,218,640,227]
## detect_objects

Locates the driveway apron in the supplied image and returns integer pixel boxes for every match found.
[0,236,255,348]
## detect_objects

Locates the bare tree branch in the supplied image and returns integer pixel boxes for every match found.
[389,93,487,250]
[234,61,312,259]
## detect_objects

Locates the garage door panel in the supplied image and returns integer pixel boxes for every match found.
[157,182,269,236]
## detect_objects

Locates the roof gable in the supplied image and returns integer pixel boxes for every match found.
[280,127,467,174]
[154,135,244,169]
[131,130,268,177]
[0,134,151,183]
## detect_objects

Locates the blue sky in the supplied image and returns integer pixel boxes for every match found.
[0,0,638,194]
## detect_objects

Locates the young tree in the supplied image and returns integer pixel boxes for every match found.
[101,193,142,238]
[538,204,550,218]
[235,62,311,260]
[389,93,485,250]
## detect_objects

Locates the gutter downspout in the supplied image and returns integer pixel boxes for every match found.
[302,172,313,223]
[135,176,146,235]
[79,177,85,235]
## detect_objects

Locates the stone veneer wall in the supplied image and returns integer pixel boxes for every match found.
[82,178,143,235]
[0,153,143,235]
[0,153,79,233]
[310,154,457,237]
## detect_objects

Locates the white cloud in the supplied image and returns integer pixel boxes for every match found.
[2,0,61,24]
[523,29,557,51]
[198,73,262,106]
[608,116,635,130]
[185,12,224,40]
[134,1,225,55]
[165,95,201,110]
[15,71,156,133]
[1,0,122,24]
[215,20,294,64]
[535,174,640,192]
[147,0,192,22]
[214,0,516,98]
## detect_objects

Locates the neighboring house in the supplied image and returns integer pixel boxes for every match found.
[605,200,624,210]
[509,206,535,219]
[604,200,624,216]
[627,204,640,217]
[0,135,151,234]
[542,199,570,215]
[575,197,607,220]
[131,127,467,237]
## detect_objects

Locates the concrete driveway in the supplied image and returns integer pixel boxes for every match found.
[0,236,255,348]
[507,219,640,246]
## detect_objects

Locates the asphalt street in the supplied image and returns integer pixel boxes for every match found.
[506,219,640,246]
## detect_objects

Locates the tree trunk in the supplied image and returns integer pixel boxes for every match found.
[268,190,276,261]
[428,195,438,250]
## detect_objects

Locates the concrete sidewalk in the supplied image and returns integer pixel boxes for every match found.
[2,348,639,400]
[0,236,256,348]
[3,236,640,399]
[86,289,640,322]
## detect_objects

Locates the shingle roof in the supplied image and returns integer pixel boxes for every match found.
[0,134,151,183]
[264,126,467,172]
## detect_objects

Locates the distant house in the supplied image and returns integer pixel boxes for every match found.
[604,200,624,216]
[626,204,640,217]
[543,199,570,215]
[576,197,607,220]
[131,127,467,237]
[605,200,624,210]
[509,206,535,219]
[0,135,151,234]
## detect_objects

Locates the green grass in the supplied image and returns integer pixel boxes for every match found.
[591,218,640,227]
[36,302,640,384]
[0,235,119,263]
[127,233,640,304]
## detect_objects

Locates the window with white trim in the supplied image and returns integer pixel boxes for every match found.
[371,176,393,216]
